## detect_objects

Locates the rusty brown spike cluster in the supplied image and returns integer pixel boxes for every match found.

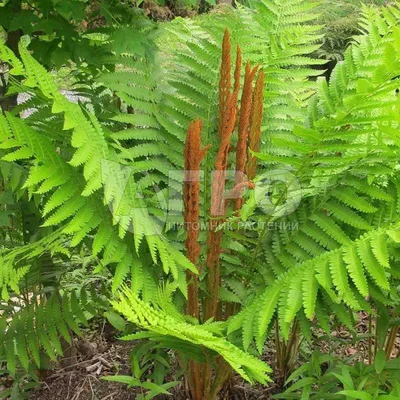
[182,28,264,400]
[183,28,264,321]
[183,118,210,319]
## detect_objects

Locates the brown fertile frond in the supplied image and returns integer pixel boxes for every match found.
[206,35,240,320]
[183,118,209,261]
[217,92,238,168]
[233,45,242,96]
[183,118,201,230]
[183,118,210,319]
[236,63,259,168]
[184,119,202,170]
[206,34,263,322]
[246,69,264,181]
[211,92,238,217]
[234,62,258,211]
[218,29,232,138]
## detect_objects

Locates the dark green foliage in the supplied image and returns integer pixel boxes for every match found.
[314,0,391,61]
[0,288,108,374]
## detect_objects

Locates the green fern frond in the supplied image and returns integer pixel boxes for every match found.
[113,287,271,384]
[230,222,400,347]
[0,230,67,300]
[0,287,105,373]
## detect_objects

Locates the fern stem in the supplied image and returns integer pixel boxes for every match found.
[208,358,232,399]
[188,361,203,400]
[385,326,399,359]
[368,313,373,365]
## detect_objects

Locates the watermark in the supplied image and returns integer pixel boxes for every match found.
[101,160,302,236]
[254,168,302,218]
[166,220,299,232]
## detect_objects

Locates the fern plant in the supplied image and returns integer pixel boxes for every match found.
[227,2,400,347]
[2,1,400,399]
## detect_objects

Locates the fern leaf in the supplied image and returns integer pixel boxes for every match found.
[113,287,272,384]
[357,238,390,291]
[255,282,282,352]
[329,252,360,309]
[370,233,390,268]
[302,267,318,320]
[342,246,369,297]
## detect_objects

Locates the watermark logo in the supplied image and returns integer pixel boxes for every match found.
[254,168,301,218]
[101,160,301,236]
